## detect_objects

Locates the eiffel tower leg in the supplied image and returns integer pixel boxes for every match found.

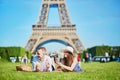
[71,38,85,53]
[25,38,37,52]
[63,35,85,53]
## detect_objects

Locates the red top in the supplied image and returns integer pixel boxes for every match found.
[77,55,80,61]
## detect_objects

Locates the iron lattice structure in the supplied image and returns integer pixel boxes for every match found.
[25,0,85,53]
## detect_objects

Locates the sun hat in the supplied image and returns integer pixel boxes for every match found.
[63,46,74,53]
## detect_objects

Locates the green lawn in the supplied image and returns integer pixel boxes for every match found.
[0,59,120,80]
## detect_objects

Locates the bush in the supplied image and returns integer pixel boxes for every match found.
[0,47,31,62]
[0,48,7,60]
[86,46,120,57]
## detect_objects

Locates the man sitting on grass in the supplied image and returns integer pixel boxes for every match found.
[32,47,53,72]
[16,47,52,72]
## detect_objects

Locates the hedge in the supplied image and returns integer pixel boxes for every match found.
[85,46,120,58]
[0,47,31,62]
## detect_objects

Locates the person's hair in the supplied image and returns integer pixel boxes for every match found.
[37,47,46,52]
[37,47,47,55]
[62,50,74,72]
[37,47,46,61]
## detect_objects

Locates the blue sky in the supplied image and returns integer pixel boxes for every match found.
[0,0,120,52]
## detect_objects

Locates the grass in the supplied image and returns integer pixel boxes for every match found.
[0,59,120,80]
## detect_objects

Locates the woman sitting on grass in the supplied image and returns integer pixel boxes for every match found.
[55,46,84,72]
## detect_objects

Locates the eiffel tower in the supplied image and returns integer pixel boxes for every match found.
[25,0,85,53]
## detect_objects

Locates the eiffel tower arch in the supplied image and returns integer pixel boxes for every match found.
[25,0,85,53]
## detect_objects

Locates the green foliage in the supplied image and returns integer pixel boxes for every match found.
[20,47,26,56]
[0,48,7,60]
[95,46,111,56]
[110,46,120,57]
[82,50,87,59]
[87,46,120,57]
[0,47,32,62]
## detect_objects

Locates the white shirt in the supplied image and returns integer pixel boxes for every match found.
[35,55,52,72]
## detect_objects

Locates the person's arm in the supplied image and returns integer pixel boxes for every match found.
[45,56,53,72]
[33,61,40,72]
[57,58,77,71]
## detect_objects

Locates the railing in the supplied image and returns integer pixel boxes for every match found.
[32,24,76,29]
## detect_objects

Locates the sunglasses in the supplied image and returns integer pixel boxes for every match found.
[37,52,44,55]
[37,52,40,55]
